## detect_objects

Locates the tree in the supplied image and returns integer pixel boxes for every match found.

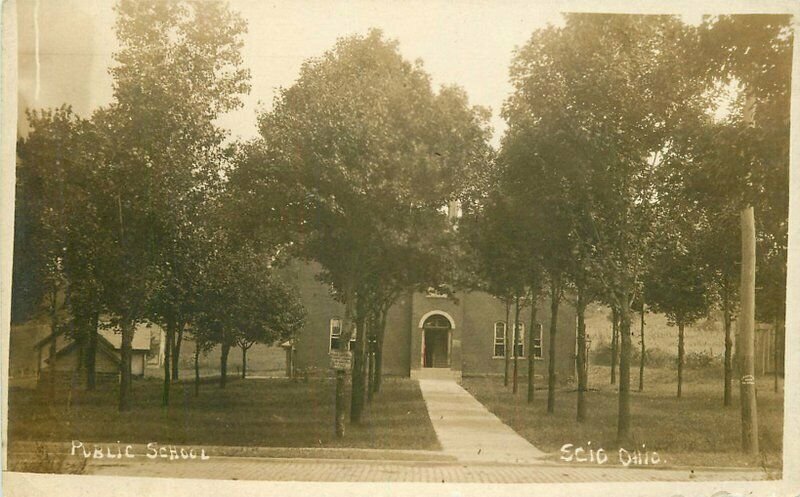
[661,114,760,407]
[645,236,710,398]
[104,0,250,409]
[253,29,491,431]
[505,14,708,441]
[634,299,646,392]
[697,15,791,452]
[360,224,459,394]
[458,186,532,391]
[189,330,215,396]
[15,106,120,397]
[610,306,619,385]
[570,245,600,420]
[526,281,543,403]
[234,275,306,379]
[15,107,88,392]
[503,35,620,418]
[697,205,741,406]
[190,214,304,389]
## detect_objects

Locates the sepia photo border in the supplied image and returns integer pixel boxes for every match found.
[1,0,799,495]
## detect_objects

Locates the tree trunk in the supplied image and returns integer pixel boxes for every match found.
[504,299,511,387]
[513,296,520,394]
[773,316,780,393]
[677,323,685,398]
[547,275,560,414]
[220,340,230,388]
[162,319,173,407]
[373,309,387,394]
[194,341,200,397]
[723,304,733,406]
[527,294,538,403]
[739,205,759,454]
[367,338,375,403]
[616,297,633,444]
[365,316,373,401]
[119,318,135,411]
[374,340,384,394]
[611,306,618,385]
[350,313,368,424]
[171,325,183,381]
[576,286,587,422]
[48,289,58,396]
[86,312,99,391]
[638,304,645,392]
[241,346,248,379]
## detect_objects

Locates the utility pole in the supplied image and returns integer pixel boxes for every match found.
[739,93,759,454]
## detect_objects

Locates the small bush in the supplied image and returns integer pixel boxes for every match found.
[684,350,722,369]
[591,341,674,368]
[590,340,615,366]
[641,348,674,368]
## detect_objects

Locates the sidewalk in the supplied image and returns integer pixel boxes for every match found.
[8,434,773,483]
[79,455,769,482]
[418,378,545,464]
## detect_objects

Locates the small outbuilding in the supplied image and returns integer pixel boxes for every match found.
[35,324,153,381]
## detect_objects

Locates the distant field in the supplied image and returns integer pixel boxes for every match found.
[584,303,728,358]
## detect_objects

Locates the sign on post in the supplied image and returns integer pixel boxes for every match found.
[329,350,352,371]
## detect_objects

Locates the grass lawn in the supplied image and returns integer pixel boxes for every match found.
[7,376,439,451]
[462,365,783,471]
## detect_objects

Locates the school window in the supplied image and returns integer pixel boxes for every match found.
[493,322,506,357]
[514,322,525,357]
[329,318,355,351]
[532,323,543,358]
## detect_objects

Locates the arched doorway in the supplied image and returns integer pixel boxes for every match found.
[423,314,452,368]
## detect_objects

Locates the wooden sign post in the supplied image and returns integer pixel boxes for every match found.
[329,350,352,371]
[331,348,352,438]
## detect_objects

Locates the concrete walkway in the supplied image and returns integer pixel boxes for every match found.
[418,379,545,464]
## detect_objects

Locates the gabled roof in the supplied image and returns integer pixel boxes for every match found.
[33,329,65,349]
[98,326,152,351]
[35,321,155,352]
[47,335,121,366]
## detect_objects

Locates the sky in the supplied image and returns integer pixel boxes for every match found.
[16,0,791,146]
[221,0,566,147]
[17,0,573,146]
[15,1,574,147]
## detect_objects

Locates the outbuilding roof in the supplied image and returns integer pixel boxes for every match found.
[98,324,153,351]
[35,321,157,351]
